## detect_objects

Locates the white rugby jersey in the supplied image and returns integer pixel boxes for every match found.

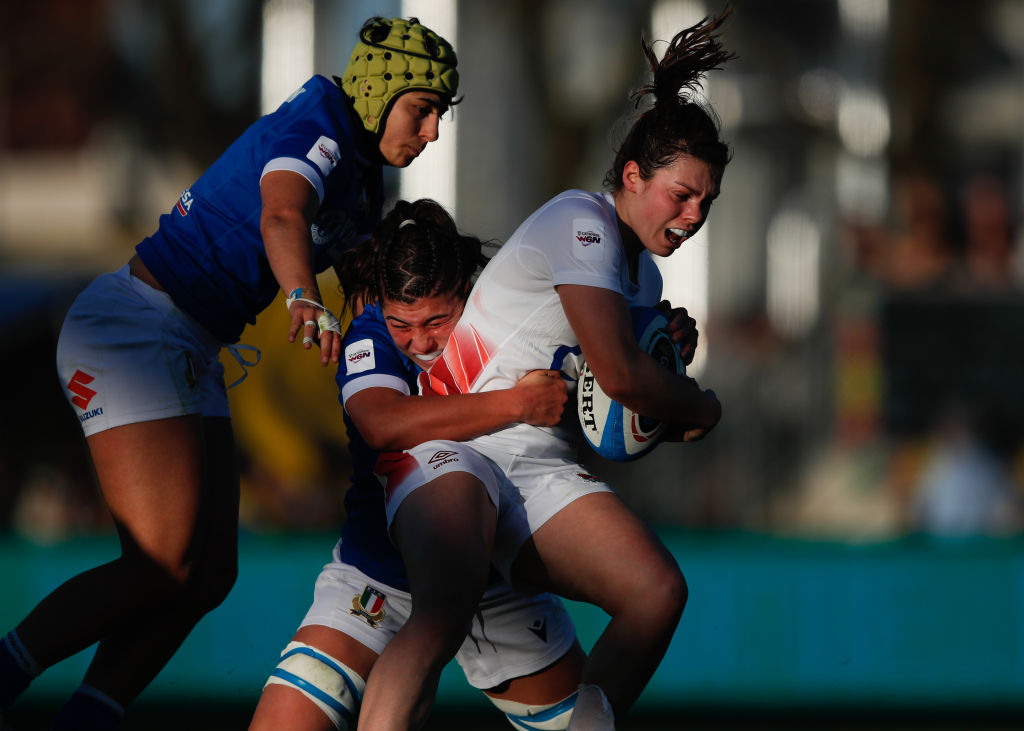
[420,189,663,458]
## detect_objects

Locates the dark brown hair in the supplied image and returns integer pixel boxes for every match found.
[604,8,735,191]
[335,199,486,312]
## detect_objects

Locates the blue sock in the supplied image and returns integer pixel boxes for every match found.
[0,630,41,708]
[51,684,125,731]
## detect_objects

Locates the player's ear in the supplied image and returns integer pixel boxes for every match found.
[622,161,642,193]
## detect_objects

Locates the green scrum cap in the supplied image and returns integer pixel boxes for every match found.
[341,17,459,135]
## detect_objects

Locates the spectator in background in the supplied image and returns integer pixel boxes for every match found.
[958,173,1018,292]
[885,170,956,291]
[910,403,1022,537]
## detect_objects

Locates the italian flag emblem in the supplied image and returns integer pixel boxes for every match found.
[350,585,387,628]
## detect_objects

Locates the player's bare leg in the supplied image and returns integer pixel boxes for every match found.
[484,639,585,706]
[77,417,239,704]
[15,416,205,663]
[511,491,686,724]
[250,625,378,731]
[15,415,238,722]
[484,640,586,728]
[358,474,496,730]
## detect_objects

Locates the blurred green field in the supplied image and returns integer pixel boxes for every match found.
[6,532,1024,729]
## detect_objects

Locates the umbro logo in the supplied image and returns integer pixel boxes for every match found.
[528,618,547,642]
[428,450,460,471]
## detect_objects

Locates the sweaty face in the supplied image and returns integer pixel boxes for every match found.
[382,293,465,368]
[617,155,719,258]
[378,91,448,168]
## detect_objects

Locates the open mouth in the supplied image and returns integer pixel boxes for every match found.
[416,350,443,363]
[665,228,690,246]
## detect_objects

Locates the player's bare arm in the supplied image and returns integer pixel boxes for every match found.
[260,169,341,365]
[558,283,720,433]
[346,374,567,452]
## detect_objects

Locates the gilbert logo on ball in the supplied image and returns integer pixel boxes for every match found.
[578,306,685,461]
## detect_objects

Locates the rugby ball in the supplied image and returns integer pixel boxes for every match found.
[577,306,685,461]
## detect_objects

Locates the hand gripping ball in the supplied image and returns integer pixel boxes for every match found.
[577,306,686,461]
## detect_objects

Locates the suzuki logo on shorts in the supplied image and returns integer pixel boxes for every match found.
[575,230,601,245]
[428,450,460,469]
[67,369,97,410]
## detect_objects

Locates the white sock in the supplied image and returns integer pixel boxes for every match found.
[566,684,615,731]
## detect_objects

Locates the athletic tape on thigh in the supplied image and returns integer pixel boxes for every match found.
[489,690,578,731]
[265,641,366,730]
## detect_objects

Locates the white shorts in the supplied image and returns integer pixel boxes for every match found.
[479,445,614,580]
[374,439,512,528]
[376,439,613,580]
[299,541,577,690]
[55,265,228,437]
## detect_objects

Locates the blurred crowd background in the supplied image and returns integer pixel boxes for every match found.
[2,0,1024,546]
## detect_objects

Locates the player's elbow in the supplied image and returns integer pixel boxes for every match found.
[260,205,310,241]
[593,360,646,406]
[361,425,400,452]
[360,421,419,452]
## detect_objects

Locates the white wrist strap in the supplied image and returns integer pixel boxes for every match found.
[285,287,324,312]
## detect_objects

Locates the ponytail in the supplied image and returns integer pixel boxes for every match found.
[605,8,735,191]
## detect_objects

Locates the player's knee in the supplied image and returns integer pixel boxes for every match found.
[118,551,192,602]
[608,557,686,624]
[188,541,239,611]
[406,609,475,668]
[188,558,237,613]
[406,580,480,651]
[643,560,687,624]
[658,562,688,616]
[263,641,366,730]
[489,689,578,730]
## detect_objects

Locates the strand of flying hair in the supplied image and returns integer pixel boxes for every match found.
[632,6,736,108]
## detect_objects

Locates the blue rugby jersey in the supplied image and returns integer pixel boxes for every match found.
[136,75,383,343]
[335,304,417,590]
[334,304,507,592]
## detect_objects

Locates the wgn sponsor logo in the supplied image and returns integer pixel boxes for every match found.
[347,347,371,365]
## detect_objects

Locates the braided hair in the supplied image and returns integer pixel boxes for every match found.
[604,8,735,191]
[336,199,487,313]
